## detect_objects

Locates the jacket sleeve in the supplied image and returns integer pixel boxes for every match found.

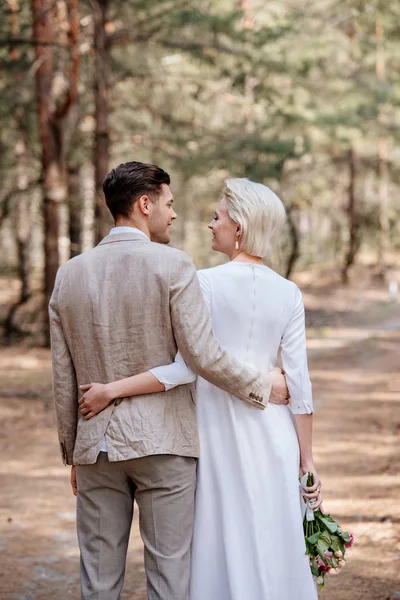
[169,252,272,409]
[281,285,313,415]
[49,271,78,465]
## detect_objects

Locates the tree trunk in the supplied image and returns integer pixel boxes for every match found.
[376,15,389,279]
[4,115,32,342]
[377,137,389,278]
[285,205,300,280]
[341,148,359,284]
[8,0,31,305]
[68,162,82,258]
[32,0,64,344]
[15,125,31,303]
[93,0,113,244]
[31,0,79,345]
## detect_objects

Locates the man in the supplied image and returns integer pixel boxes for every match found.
[50,161,289,600]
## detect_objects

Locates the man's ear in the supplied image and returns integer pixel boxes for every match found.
[137,195,151,216]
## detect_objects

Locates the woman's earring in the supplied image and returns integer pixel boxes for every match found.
[235,240,239,250]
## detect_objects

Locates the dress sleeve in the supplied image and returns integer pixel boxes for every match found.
[197,270,212,312]
[281,285,313,415]
[149,351,196,391]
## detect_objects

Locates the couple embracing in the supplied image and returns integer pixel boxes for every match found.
[50,161,322,600]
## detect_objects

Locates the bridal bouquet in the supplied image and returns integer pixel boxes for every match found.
[301,472,354,590]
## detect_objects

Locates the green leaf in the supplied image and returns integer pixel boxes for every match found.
[329,535,341,553]
[337,529,351,543]
[311,556,319,577]
[317,515,338,533]
[320,531,333,545]
[316,539,329,556]
[307,532,322,545]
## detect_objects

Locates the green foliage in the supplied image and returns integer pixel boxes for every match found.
[0,0,399,272]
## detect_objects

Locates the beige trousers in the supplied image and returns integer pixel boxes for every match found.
[76,453,197,600]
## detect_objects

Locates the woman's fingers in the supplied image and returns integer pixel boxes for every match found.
[302,477,322,503]
[302,490,319,499]
[80,400,104,417]
[311,493,323,510]
[84,412,94,420]
[79,384,92,391]
[306,479,321,493]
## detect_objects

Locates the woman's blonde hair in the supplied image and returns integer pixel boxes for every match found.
[223,178,286,258]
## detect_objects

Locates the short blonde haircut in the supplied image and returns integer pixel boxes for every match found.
[223,178,286,258]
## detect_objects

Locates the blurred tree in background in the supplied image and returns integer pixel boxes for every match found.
[0,0,399,344]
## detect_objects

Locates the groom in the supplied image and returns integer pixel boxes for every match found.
[50,161,289,600]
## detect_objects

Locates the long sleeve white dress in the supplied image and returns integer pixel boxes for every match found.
[151,262,317,600]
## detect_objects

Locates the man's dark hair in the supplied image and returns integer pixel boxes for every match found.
[103,161,171,220]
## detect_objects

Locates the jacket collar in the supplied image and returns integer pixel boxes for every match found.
[97,231,151,246]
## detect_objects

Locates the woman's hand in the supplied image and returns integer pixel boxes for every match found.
[79,383,114,420]
[300,465,323,511]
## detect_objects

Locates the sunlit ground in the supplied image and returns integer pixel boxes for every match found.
[0,270,399,599]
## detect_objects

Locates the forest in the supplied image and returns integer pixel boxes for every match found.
[1,3,400,599]
[0,0,399,344]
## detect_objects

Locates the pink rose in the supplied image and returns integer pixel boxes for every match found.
[338,560,346,568]
[324,550,334,559]
[334,550,343,558]
[328,568,340,577]
[344,533,354,548]
[319,564,330,573]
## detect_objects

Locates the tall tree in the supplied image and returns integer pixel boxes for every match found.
[342,148,359,283]
[31,0,79,344]
[93,0,112,243]
[376,13,389,279]
[68,161,82,257]
[9,0,31,305]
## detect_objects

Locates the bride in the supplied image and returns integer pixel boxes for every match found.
[79,178,321,599]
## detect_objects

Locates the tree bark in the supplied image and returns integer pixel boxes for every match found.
[31,0,79,345]
[8,0,31,305]
[285,205,300,280]
[376,15,389,279]
[32,0,64,345]
[68,162,82,257]
[15,125,32,304]
[93,0,113,243]
[341,148,360,284]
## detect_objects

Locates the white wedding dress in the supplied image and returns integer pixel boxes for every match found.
[151,262,318,600]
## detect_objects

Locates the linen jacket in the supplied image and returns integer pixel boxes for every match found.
[49,231,272,465]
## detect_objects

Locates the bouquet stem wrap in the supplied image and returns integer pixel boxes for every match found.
[300,472,316,522]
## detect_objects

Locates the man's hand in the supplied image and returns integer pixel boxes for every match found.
[269,367,289,405]
[71,466,77,496]
[79,383,114,420]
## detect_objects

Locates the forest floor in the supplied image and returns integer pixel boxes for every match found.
[0,265,399,600]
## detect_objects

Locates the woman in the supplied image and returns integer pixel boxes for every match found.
[79,178,320,599]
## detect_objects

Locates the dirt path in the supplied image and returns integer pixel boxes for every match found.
[0,282,399,599]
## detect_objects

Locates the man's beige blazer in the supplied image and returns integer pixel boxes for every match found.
[49,231,272,465]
